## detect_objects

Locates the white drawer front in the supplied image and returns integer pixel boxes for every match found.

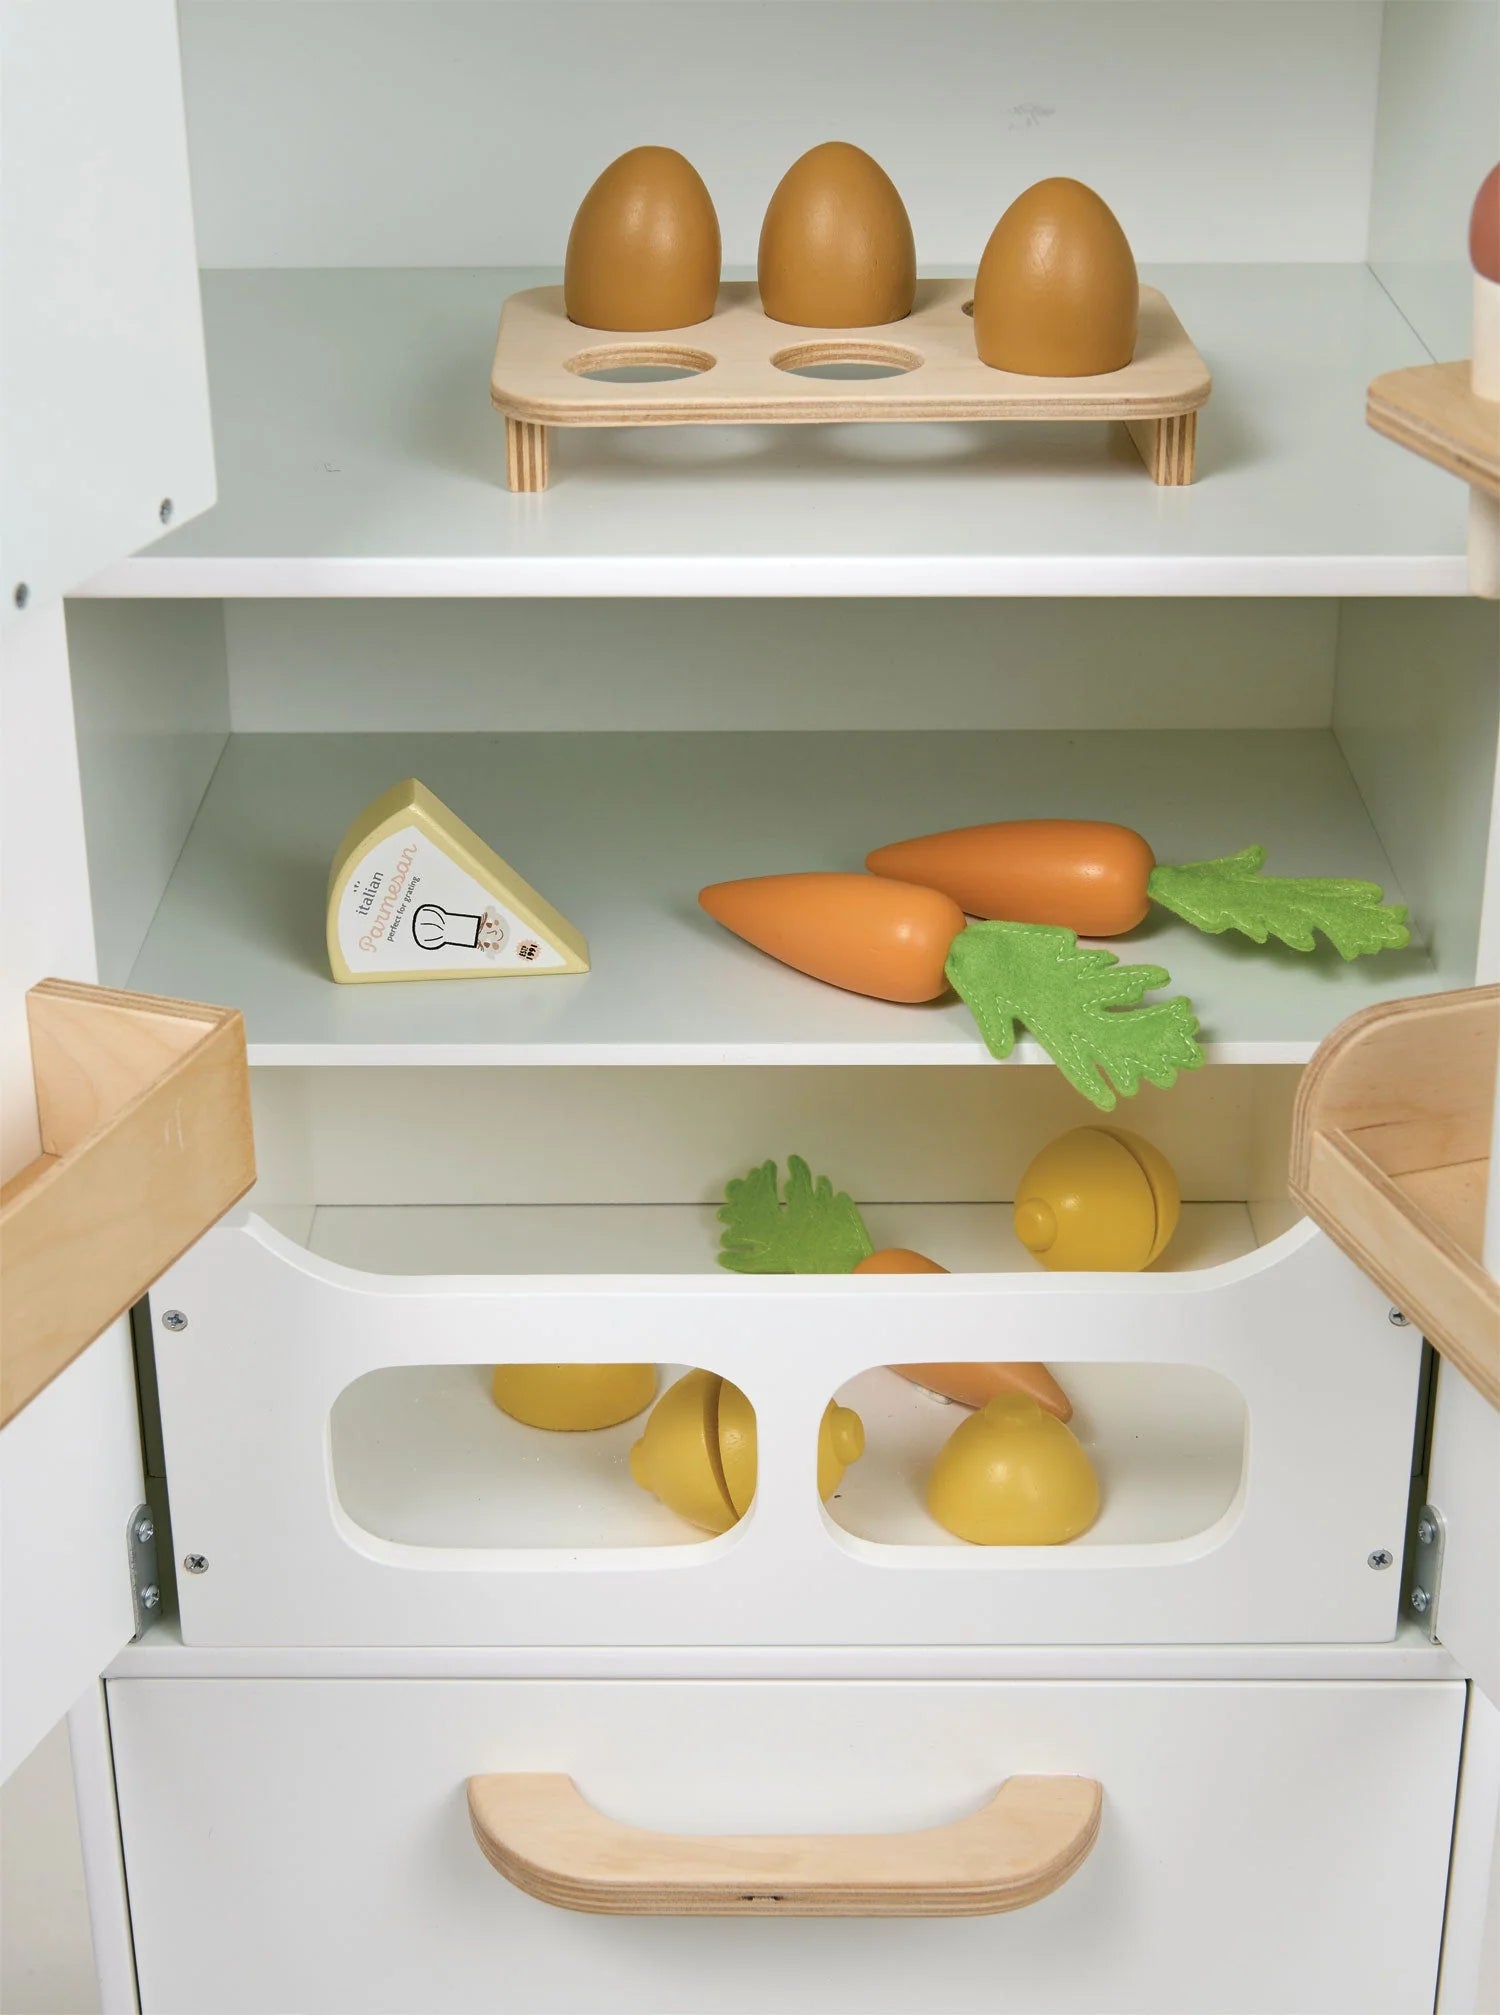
[151,1215,1421,1646]
[108,1676,1463,2015]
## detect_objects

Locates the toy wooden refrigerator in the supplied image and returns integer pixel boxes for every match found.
[2,2,1498,2010]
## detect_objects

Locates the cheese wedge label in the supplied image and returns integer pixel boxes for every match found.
[327,780,589,985]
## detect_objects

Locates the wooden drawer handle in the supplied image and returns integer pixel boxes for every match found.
[467,1772,1102,1917]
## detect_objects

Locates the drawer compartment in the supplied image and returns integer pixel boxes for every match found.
[107,1675,1464,2015]
[149,1066,1424,1647]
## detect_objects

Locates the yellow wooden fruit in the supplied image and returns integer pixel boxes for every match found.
[628,1369,736,1533]
[491,1362,657,1432]
[630,1374,865,1532]
[927,1393,1100,1545]
[716,1376,758,1517]
[816,1399,867,1502]
[1013,1125,1180,1271]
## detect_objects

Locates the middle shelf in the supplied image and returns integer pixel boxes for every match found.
[125,726,1450,1068]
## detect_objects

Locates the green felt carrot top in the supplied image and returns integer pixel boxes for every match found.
[717,1156,873,1274]
[946,922,1205,1107]
[1145,847,1410,959]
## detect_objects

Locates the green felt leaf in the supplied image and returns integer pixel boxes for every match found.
[717,1155,874,1274]
[946,920,1204,1112]
[1148,847,1410,960]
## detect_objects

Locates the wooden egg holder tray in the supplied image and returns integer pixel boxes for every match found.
[491,279,1211,491]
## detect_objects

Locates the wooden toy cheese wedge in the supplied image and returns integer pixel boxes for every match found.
[327,778,589,984]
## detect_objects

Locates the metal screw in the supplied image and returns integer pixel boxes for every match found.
[183,1553,209,1575]
[1388,1309,1411,1328]
[1367,1549,1394,1570]
[1416,1518,1437,1546]
[1411,1587,1431,1615]
[134,1517,155,1545]
[161,1309,188,1332]
[139,1584,161,1610]
[12,582,28,610]
[158,497,174,525]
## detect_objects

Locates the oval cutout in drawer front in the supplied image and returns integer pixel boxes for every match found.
[108,1677,1463,2015]
[154,1212,1419,1649]
[327,1361,1244,1553]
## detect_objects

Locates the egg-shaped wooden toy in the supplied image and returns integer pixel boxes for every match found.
[758,142,916,328]
[491,1362,658,1431]
[564,146,721,331]
[1014,1126,1179,1271]
[972,177,1138,376]
[927,1393,1100,1545]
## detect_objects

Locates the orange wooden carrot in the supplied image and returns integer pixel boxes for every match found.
[866,820,1410,959]
[699,872,963,1003]
[867,821,1155,937]
[699,870,1205,1112]
[852,1248,1073,1420]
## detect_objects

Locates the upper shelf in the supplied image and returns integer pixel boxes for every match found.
[123,727,1457,1068]
[78,264,1468,600]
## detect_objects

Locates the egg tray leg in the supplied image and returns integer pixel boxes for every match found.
[506,417,550,492]
[1125,411,1197,485]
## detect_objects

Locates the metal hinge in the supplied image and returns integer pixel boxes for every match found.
[1406,1502,1445,1640]
[126,1503,161,1638]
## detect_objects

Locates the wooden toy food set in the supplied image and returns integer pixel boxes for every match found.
[7,10,1500,2014]
[492,145,1211,490]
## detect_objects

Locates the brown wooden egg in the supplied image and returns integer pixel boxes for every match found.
[758,142,916,328]
[564,147,721,331]
[973,178,1138,376]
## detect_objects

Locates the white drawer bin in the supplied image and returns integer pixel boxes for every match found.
[151,1206,1419,1648]
[106,1675,1464,2015]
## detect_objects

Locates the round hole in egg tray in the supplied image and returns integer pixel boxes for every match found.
[492,280,1211,490]
[565,343,717,384]
[771,340,924,381]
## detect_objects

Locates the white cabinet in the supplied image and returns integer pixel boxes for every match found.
[106,1675,1466,2015]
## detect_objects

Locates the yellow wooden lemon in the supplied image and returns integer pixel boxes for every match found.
[630,1372,864,1533]
[491,1363,658,1432]
[927,1393,1100,1545]
[628,1369,734,1533]
[1013,1126,1180,1271]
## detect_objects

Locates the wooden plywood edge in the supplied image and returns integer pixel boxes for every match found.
[1366,362,1500,499]
[1291,986,1500,1183]
[490,281,1212,430]
[468,1772,1102,1917]
[0,982,256,1425]
[1291,986,1499,1410]
[1293,1132,1499,1409]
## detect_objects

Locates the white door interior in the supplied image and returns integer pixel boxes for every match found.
[0,0,215,620]
[0,0,218,1777]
